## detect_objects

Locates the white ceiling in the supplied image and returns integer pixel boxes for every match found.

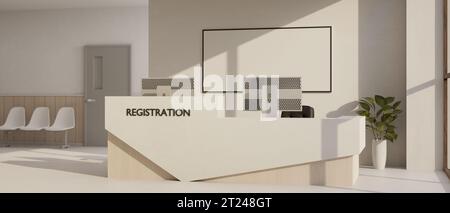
[0,0,148,11]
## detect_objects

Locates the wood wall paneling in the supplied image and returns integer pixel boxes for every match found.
[0,96,84,146]
[75,97,85,145]
[54,97,66,144]
[65,97,77,145]
[24,97,34,143]
[45,96,56,144]
[13,96,25,142]
[3,97,14,142]
[33,97,47,144]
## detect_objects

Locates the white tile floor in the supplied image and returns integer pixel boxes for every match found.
[0,146,449,193]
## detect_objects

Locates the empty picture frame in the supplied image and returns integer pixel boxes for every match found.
[202,26,332,93]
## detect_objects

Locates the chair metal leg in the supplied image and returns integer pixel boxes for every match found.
[4,131,11,147]
[62,131,70,149]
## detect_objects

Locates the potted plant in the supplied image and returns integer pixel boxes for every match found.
[357,95,402,170]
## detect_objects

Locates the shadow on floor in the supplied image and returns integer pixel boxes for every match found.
[3,157,107,177]
[436,173,450,193]
[26,150,106,159]
[0,148,22,154]
[360,174,442,184]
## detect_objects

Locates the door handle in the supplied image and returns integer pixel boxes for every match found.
[86,99,97,103]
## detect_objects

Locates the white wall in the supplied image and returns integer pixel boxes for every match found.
[150,0,408,167]
[359,0,406,168]
[407,0,444,171]
[150,0,359,119]
[0,7,148,96]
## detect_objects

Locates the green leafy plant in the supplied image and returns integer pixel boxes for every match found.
[357,95,402,142]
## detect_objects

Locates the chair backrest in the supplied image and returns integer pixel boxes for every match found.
[52,107,75,129]
[3,107,26,127]
[28,107,50,128]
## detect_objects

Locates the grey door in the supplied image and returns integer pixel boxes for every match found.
[85,45,131,146]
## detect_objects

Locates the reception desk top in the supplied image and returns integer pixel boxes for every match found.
[105,97,365,182]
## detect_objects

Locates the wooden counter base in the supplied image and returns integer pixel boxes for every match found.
[108,133,359,187]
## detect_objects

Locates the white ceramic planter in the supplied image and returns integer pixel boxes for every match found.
[372,140,387,170]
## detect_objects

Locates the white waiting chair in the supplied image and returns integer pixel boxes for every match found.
[45,107,75,149]
[20,107,50,131]
[0,107,26,146]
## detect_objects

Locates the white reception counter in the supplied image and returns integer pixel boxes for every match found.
[105,97,366,187]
